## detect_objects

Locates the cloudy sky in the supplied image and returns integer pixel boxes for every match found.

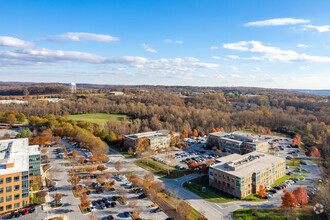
[0,0,329,89]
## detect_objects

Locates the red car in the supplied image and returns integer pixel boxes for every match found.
[108,215,114,220]
[23,209,29,215]
[48,187,57,192]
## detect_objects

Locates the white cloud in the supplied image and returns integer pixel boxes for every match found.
[243,56,264,60]
[231,74,240,78]
[163,39,183,44]
[226,55,240,60]
[212,56,222,60]
[141,43,157,53]
[297,44,311,48]
[0,36,33,48]
[303,24,330,32]
[223,40,330,62]
[299,65,310,69]
[210,46,220,50]
[255,67,261,71]
[245,18,310,27]
[56,32,119,42]
[215,74,225,79]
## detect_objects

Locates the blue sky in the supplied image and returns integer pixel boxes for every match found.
[0,0,329,89]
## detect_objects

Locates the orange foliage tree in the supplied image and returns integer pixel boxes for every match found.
[183,143,189,149]
[281,191,297,208]
[157,148,163,153]
[78,156,86,163]
[210,128,216,133]
[114,161,123,171]
[80,193,91,209]
[311,148,320,157]
[72,150,79,158]
[293,187,308,207]
[192,129,198,137]
[258,185,267,198]
[181,129,188,139]
[266,129,272,135]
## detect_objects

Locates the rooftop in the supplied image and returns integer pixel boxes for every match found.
[211,151,284,178]
[125,130,178,140]
[209,132,266,144]
[0,138,40,175]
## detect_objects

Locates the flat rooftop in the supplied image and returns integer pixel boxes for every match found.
[211,151,284,178]
[0,138,40,175]
[209,132,266,144]
[125,130,178,140]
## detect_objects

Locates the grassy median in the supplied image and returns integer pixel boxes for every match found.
[183,175,238,203]
[271,174,304,187]
[135,158,193,179]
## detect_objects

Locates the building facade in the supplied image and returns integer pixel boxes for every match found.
[209,152,285,199]
[124,130,180,150]
[208,132,268,154]
[0,139,40,214]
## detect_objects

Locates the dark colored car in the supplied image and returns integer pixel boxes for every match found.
[102,198,109,203]
[124,212,130,217]
[105,202,111,208]
[269,189,277,194]
[138,193,147,199]
[108,215,115,220]
[86,190,91,195]
[48,187,57,192]
[112,196,117,201]
[29,207,36,213]
[154,207,163,213]
[92,201,98,206]
[111,201,117,207]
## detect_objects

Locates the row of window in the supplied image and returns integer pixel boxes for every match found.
[0,176,20,184]
[0,194,21,202]
[0,201,27,212]
[0,185,20,193]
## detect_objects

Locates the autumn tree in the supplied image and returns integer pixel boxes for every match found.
[97,164,107,172]
[181,129,188,139]
[311,148,320,157]
[210,128,216,133]
[117,187,127,199]
[5,114,17,124]
[177,201,192,218]
[183,143,189,149]
[78,156,86,163]
[75,185,83,195]
[143,173,155,188]
[281,191,297,208]
[114,161,123,171]
[68,170,75,178]
[89,155,96,163]
[293,187,308,207]
[96,174,106,185]
[150,181,164,193]
[97,154,109,163]
[84,177,93,188]
[135,136,149,153]
[258,185,267,198]
[80,193,91,210]
[62,147,67,153]
[53,193,62,205]
[266,129,272,135]
[72,150,79,158]
[86,167,94,173]
[71,176,80,186]
[192,129,198,137]
[157,148,163,153]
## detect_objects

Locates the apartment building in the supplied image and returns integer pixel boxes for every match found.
[124,130,180,150]
[209,152,285,199]
[208,132,268,154]
[0,138,40,214]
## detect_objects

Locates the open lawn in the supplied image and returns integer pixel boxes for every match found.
[135,158,193,179]
[243,193,267,202]
[271,174,304,187]
[183,175,238,203]
[233,207,319,220]
[286,159,304,169]
[110,144,135,158]
[67,113,132,125]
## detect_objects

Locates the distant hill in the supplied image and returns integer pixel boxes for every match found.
[290,89,330,96]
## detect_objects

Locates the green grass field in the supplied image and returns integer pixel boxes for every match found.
[183,176,238,203]
[135,158,193,179]
[67,113,132,125]
[286,159,305,169]
[233,208,319,220]
[271,174,304,187]
[243,193,267,202]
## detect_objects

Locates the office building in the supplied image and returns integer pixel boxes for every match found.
[0,138,40,214]
[124,130,180,150]
[209,152,285,199]
[208,132,268,154]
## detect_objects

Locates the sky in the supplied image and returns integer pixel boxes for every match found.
[0,0,330,89]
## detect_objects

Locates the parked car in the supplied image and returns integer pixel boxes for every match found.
[111,201,117,207]
[286,171,293,175]
[112,196,117,201]
[28,207,36,213]
[105,202,111,208]
[124,212,130,217]
[108,215,115,220]
[48,187,57,192]
[138,193,147,199]
[22,209,29,215]
[154,207,163,213]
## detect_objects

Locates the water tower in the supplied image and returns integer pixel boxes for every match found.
[70,82,76,93]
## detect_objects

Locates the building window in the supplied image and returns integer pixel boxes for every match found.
[6,204,12,210]
[14,176,20,182]
[14,203,20,208]
[6,195,12,202]
[22,201,27,207]
[0,197,3,203]
[5,177,11,183]
[0,188,3,194]
[14,194,20,200]
[0,179,3,184]
[0,206,3,212]
[232,178,235,183]
[22,193,28,198]
[6,186,12,193]
[14,185,20,191]
[227,176,229,181]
